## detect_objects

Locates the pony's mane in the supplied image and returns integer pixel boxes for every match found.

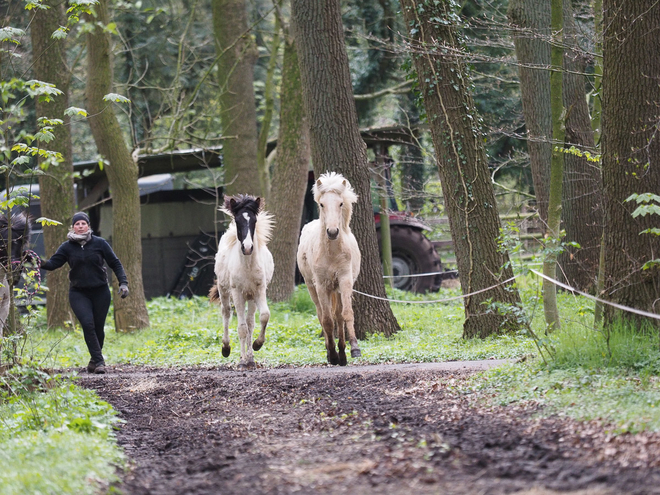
[0,211,31,238]
[313,172,358,229]
[220,194,263,218]
[313,172,358,205]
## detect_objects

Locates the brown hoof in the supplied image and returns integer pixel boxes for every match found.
[327,349,339,366]
[252,340,263,351]
[222,346,231,358]
[351,348,362,358]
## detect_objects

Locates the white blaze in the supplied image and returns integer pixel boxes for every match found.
[242,212,253,252]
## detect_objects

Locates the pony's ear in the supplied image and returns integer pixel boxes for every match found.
[342,179,347,187]
[255,197,264,212]
[316,179,322,187]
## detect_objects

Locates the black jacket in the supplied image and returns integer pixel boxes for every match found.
[42,235,128,290]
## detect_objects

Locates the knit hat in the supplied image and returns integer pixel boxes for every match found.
[71,212,90,226]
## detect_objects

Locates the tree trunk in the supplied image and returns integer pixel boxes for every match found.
[556,3,602,293]
[400,0,522,339]
[509,0,603,293]
[31,1,76,328]
[508,0,552,227]
[268,32,310,303]
[542,0,565,332]
[291,0,400,338]
[85,0,149,331]
[256,14,281,203]
[601,0,660,327]
[212,0,262,197]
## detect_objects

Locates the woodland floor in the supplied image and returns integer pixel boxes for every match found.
[77,361,660,495]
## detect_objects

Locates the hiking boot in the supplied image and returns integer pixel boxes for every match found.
[87,360,96,373]
[94,362,107,374]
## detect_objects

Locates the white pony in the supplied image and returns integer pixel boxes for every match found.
[297,172,362,366]
[210,195,274,369]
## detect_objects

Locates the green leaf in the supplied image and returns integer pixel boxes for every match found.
[0,27,25,43]
[11,156,31,166]
[631,204,660,218]
[51,27,68,40]
[35,217,62,227]
[626,193,660,205]
[102,93,130,104]
[64,106,88,117]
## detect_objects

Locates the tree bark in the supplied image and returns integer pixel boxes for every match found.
[268,30,310,303]
[508,0,552,227]
[212,0,262,197]
[509,0,603,293]
[556,4,602,293]
[30,1,76,328]
[85,0,149,331]
[601,0,660,327]
[542,0,565,331]
[401,0,522,339]
[291,0,400,338]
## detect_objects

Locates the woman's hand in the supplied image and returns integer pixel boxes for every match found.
[119,284,129,299]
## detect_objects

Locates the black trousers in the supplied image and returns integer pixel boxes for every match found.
[69,285,111,365]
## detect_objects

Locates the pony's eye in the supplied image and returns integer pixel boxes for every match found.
[340,203,343,207]
[320,203,324,208]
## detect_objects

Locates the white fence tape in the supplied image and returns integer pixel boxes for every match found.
[354,275,517,304]
[530,269,660,321]
[383,269,458,279]
[357,267,660,321]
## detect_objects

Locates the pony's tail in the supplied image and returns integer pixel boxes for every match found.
[209,282,220,304]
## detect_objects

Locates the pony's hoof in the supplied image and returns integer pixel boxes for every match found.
[252,340,263,351]
[222,346,231,358]
[351,348,362,358]
[238,360,256,371]
[339,352,347,367]
[327,350,339,366]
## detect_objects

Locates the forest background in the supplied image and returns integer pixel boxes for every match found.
[2,0,660,492]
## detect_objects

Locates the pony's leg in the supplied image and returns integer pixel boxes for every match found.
[232,291,254,370]
[252,289,270,351]
[306,283,323,327]
[244,299,256,363]
[220,290,232,358]
[317,289,339,365]
[339,280,361,359]
[333,293,347,366]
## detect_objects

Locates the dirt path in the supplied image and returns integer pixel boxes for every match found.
[78,362,660,494]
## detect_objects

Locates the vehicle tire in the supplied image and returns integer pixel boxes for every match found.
[378,226,443,293]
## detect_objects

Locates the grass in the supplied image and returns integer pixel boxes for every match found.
[0,368,124,495]
[22,284,538,369]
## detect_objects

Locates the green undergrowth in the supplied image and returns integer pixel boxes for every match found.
[473,319,660,434]
[24,284,540,369]
[0,367,124,494]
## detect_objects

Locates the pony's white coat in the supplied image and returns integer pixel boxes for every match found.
[213,201,274,368]
[297,172,362,365]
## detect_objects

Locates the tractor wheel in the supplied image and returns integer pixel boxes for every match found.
[378,226,443,293]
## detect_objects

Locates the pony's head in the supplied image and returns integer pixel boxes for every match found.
[0,211,31,280]
[222,194,264,256]
[313,172,358,241]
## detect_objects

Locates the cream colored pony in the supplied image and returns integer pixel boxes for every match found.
[297,172,362,366]
[210,195,274,370]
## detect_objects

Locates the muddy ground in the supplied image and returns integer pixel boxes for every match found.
[79,362,660,494]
